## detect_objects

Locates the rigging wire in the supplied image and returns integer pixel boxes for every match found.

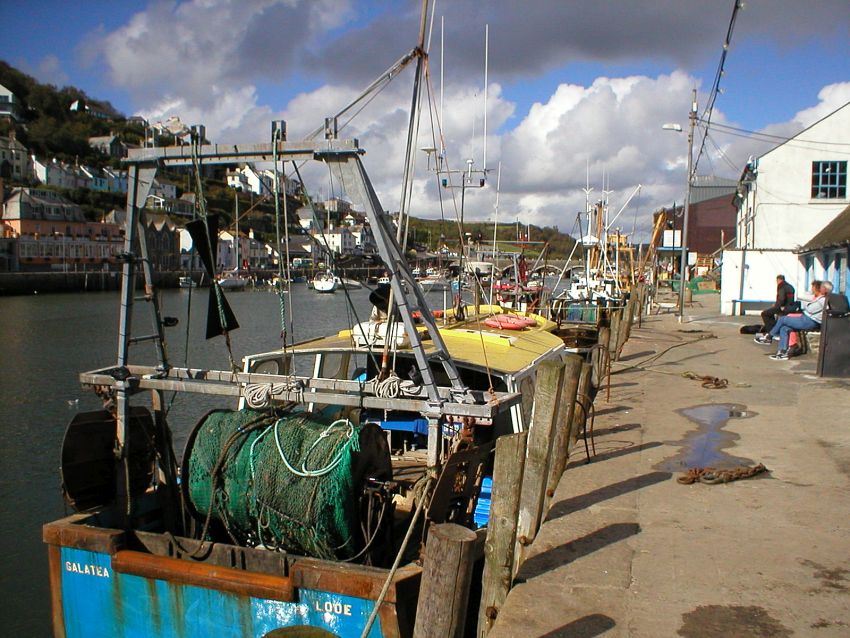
[272,126,294,348]
[693,0,742,175]
[291,162,383,373]
[189,134,238,372]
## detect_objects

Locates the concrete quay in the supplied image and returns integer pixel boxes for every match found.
[489,296,850,637]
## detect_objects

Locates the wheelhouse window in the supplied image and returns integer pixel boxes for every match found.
[811,161,847,199]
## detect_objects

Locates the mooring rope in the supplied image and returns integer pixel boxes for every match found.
[677,463,768,485]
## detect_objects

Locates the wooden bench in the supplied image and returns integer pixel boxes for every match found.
[731,299,773,316]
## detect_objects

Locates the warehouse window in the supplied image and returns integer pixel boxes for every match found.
[811,161,847,199]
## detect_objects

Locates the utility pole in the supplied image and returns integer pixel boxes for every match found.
[678,89,697,321]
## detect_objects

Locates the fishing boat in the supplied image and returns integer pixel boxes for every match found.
[43,129,586,637]
[42,5,597,634]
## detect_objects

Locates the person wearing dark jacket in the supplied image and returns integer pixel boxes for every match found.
[760,274,795,334]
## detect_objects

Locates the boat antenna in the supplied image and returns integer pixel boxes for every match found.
[483,23,489,173]
[489,161,501,304]
[440,15,445,157]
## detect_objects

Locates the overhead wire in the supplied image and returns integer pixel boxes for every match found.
[703,119,850,147]
[692,0,742,175]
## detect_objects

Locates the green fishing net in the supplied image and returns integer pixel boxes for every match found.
[186,409,364,560]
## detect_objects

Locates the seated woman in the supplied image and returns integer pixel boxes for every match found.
[758,281,832,360]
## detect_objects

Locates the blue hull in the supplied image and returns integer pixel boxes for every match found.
[45,515,419,638]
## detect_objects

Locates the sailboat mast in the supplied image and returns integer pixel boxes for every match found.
[490,162,501,304]
[483,24,488,173]
[234,191,239,270]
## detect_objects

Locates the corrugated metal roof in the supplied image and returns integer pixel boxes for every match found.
[689,175,738,206]
[798,203,850,252]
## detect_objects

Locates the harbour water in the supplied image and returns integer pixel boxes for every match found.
[0,284,383,637]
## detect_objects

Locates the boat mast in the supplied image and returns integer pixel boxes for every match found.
[234,191,239,271]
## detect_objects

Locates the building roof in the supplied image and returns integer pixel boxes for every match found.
[689,175,738,205]
[798,203,850,253]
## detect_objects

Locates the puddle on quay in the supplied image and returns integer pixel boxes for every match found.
[654,403,757,472]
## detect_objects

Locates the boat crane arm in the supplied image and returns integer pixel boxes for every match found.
[324,151,474,407]
[304,46,425,142]
[605,184,642,231]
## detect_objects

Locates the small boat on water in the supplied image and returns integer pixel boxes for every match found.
[417,273,451,292]
[217,270,250,290]
[335,275,362,290]
[312,271,337,293]
[178,276,197,288]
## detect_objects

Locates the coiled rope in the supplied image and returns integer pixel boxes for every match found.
[677,463,768,485]
[373,373,421,399]
[243,380,304,408]
[272,418,357,478]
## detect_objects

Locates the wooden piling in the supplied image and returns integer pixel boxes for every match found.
[608,306,622,360]
[513,360,563,575]
[413,523,478,638]
[569,363,593,451]
[543,354,583,513]
[615,299,632,358]
[597,325,611,357]
[477,431,529,637]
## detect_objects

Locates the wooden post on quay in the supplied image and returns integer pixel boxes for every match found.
[543,355,583,513]
[616,296,635,357]
[635,283,647,328]
[597,325,611,358]
[512,360,563,576]
[569,362,593,451]
[477,431,529,637]
[413,523,478,638]
[608,306,622,360]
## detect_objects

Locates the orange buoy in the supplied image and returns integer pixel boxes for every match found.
[484,315,528,330]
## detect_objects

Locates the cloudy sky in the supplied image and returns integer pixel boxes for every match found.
[3,0,849,240]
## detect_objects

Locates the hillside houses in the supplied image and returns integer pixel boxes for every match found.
[88,134,126,158]
[226,164,301,197]
[0,79,377,275]
[1,188,123,271]
[0,132,30,181]
[30,155,129,193]
[0,83,22,122]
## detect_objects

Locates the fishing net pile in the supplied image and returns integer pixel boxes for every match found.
[184,409,388,560]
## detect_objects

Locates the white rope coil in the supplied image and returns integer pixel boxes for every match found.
[373,374,421,399]
[243,382,299,408]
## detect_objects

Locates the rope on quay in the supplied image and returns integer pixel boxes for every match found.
[681,371,728,389]
[677,463,768,485]
[611,333,751,388]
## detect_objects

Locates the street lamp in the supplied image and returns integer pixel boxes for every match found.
[663,89,698,321]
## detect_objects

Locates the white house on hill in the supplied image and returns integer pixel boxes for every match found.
[720,101,850,314]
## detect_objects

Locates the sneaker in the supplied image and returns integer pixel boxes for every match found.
[769,351,789,360]
[754,334,773,345]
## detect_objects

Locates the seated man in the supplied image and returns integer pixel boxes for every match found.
[759,274,796,335]
[759,281,832,360]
